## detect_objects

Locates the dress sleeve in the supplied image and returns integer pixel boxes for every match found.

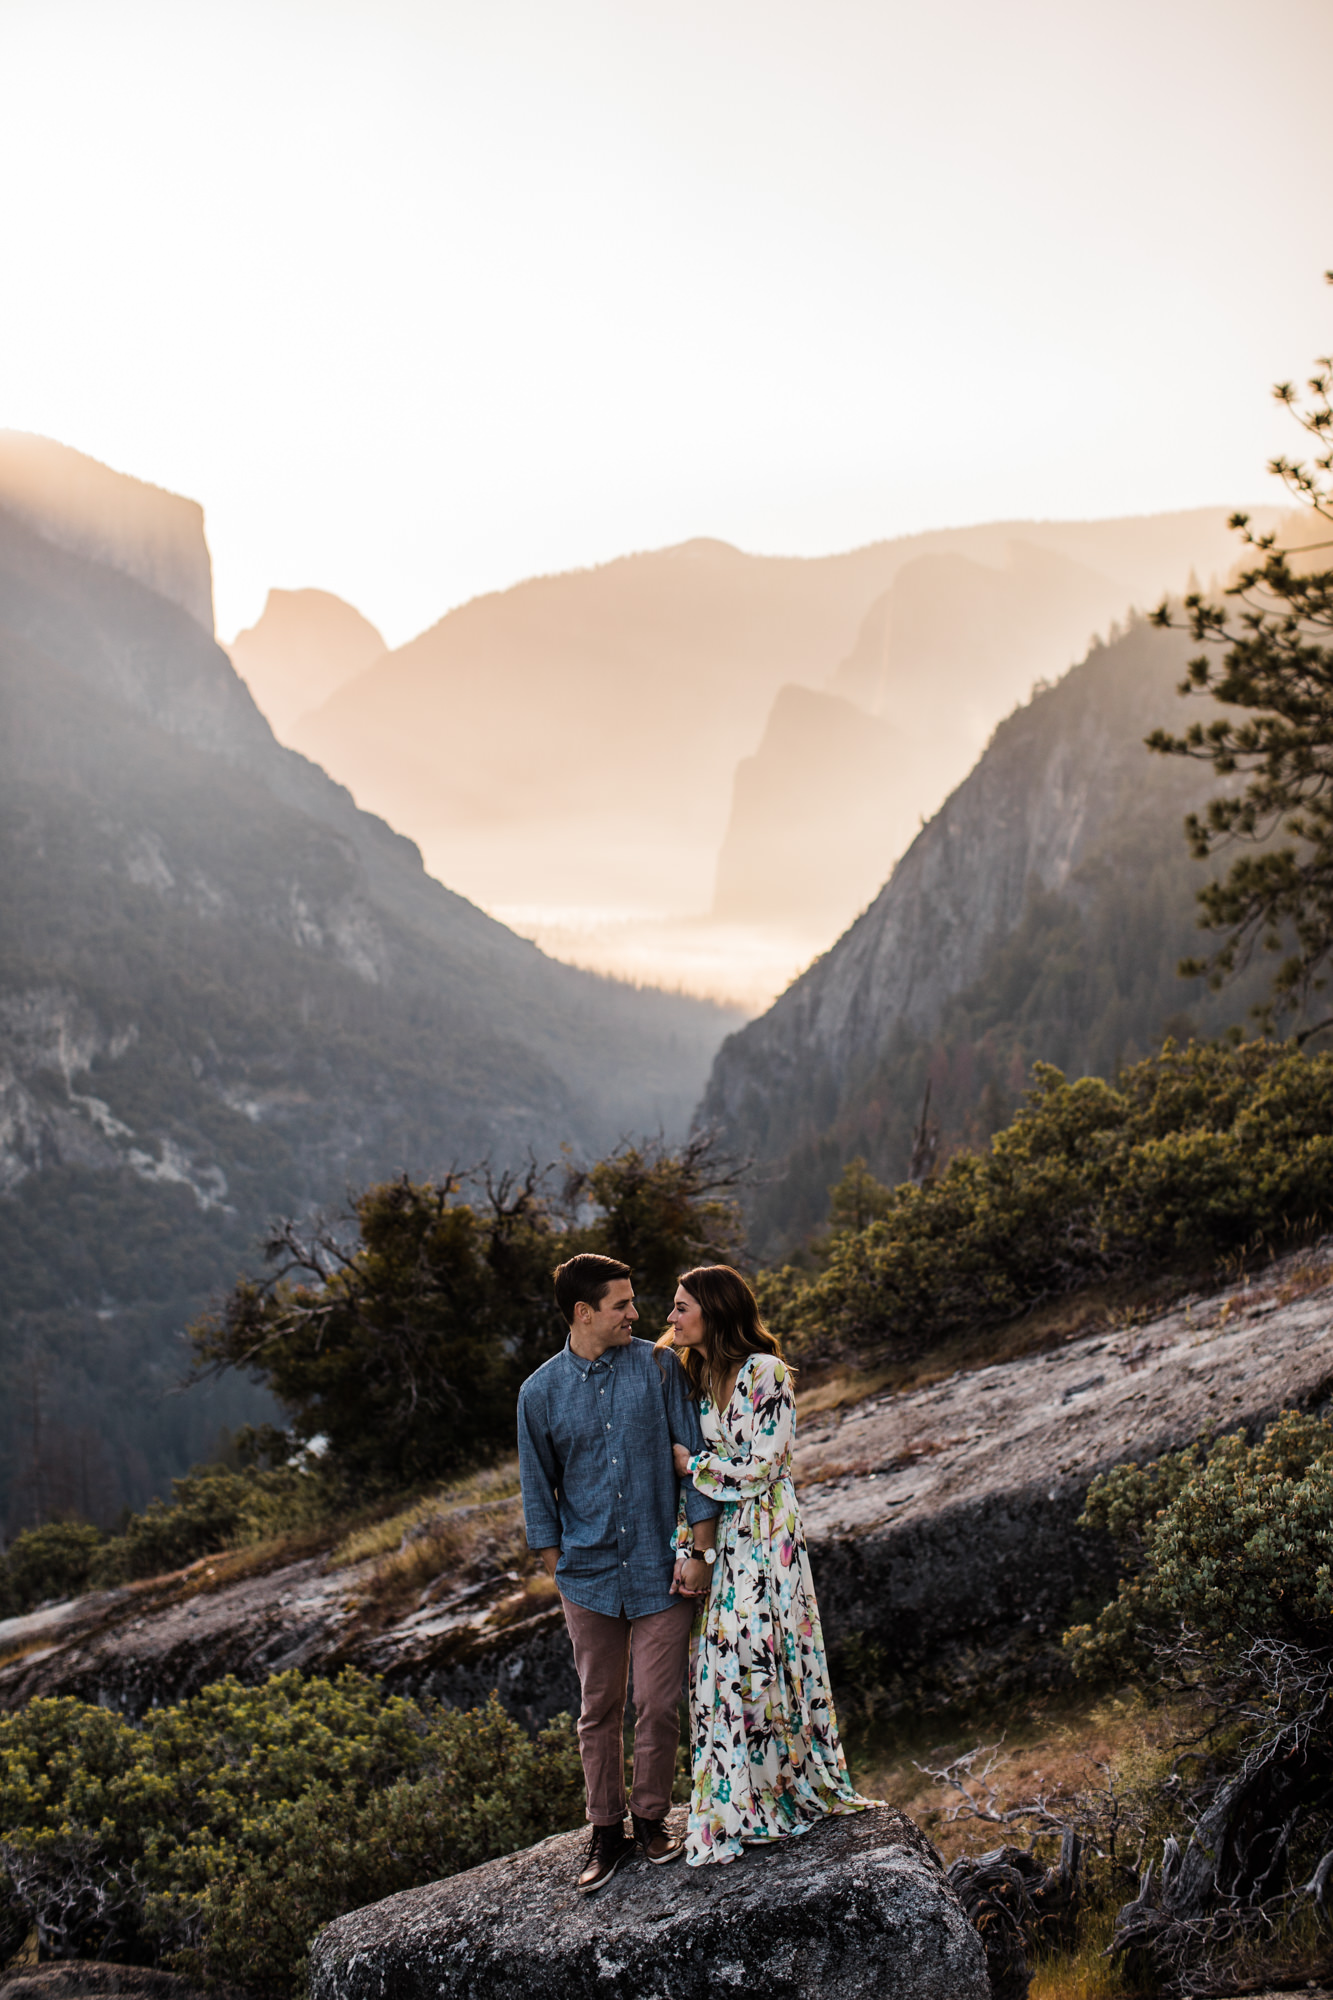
[688,1357,794,1501]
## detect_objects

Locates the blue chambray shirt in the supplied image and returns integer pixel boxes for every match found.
[517,1335,720,1619]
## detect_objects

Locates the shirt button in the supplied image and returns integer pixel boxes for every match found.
[605,1422,610,1430]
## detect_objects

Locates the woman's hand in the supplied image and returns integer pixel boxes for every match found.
[672,1442,693,1477]
[671,1555,711,1597]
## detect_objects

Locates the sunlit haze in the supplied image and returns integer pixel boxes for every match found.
[1,0,1329,648]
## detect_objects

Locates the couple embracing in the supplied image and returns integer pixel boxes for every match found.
[517,1252,868,1893]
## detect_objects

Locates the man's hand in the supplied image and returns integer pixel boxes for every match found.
[672,1443,693,1477]
[672,1555,711,1597]
[538,1547,560,1579]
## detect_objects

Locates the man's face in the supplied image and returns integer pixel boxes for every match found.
[582,1280,638,1347]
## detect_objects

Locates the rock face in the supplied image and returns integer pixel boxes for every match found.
[697,616,1262,1250]
[702,621,1203,1142]
[711,685,904,931]
[0,1553,581,1729]
[715,537,1165,937]
[794,1242,1333,1698]
[0,433,215,633]
[307,1804,990,2000]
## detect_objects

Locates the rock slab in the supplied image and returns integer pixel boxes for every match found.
[0,1967,230,2000]
[307,1804,989,2000]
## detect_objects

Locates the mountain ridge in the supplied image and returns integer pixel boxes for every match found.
[0,497,739,1532]
[697,618,1264,1251]
[289,507,1269,926]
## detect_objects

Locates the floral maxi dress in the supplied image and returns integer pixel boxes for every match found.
[684,1352,869,1865]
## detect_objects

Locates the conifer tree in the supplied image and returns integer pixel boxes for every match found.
[1148,274,1333,1038]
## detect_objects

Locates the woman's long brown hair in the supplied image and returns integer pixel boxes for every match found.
[656,1264,786,1407]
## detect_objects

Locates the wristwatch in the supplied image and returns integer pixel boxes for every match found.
[699,1548,717,1566]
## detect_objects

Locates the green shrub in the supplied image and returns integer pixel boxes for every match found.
[0,1522,105,1616]
[1064,1410,1333,1677]
[0,1670,583,1996]
[0,1461,333,1615]
[87,1460,331,1588]
[765,1040,1333,1360]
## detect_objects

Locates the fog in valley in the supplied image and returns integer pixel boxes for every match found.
[228,506,1271,1009]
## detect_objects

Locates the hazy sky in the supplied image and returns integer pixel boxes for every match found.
[1,0,1330,646]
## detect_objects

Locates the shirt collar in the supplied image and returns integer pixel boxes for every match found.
[563,1335,619,1382]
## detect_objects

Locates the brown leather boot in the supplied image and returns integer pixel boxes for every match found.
[632,1811,684,1864]
[577,1820,633,1895]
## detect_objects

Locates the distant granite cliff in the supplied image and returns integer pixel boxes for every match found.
[711,685,902,929]
[698,620,1260,1251]
[0,433,215,633]
[225,587,387,741]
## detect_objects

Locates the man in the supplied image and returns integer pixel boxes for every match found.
[517,1251,720,1894]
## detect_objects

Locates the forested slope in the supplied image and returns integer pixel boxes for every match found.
[0,503,737,1532]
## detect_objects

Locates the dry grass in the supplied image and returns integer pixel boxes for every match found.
[848,1687,1195,1999]
[1027,1928,1137,2000]
[1276,1254,1333,1307]
[796,1364,903,1418]
[801,1435,965,1485]
[850,1688,1155,1867]
[0,1634,63,1674]
[487,1572,560,1629]
[189,1527,334,1593]
[846,1686,1333,1997]
[328,1458,534,1623]
[330,1460,522,1571]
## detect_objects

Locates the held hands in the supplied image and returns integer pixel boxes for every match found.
[670,1440,709,1592]
[671,1554,711,1598]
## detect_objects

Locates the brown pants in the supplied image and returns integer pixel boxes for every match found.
[559,1591,693,1825]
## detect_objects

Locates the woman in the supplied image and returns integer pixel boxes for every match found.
[662,1264,869,1866]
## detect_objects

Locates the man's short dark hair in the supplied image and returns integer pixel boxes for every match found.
[554,1253,631,1329]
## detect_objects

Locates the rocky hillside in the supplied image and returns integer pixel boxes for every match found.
[6,1241,1327,1729]
[0,489,739,1533]
[699,617,1270,1251]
